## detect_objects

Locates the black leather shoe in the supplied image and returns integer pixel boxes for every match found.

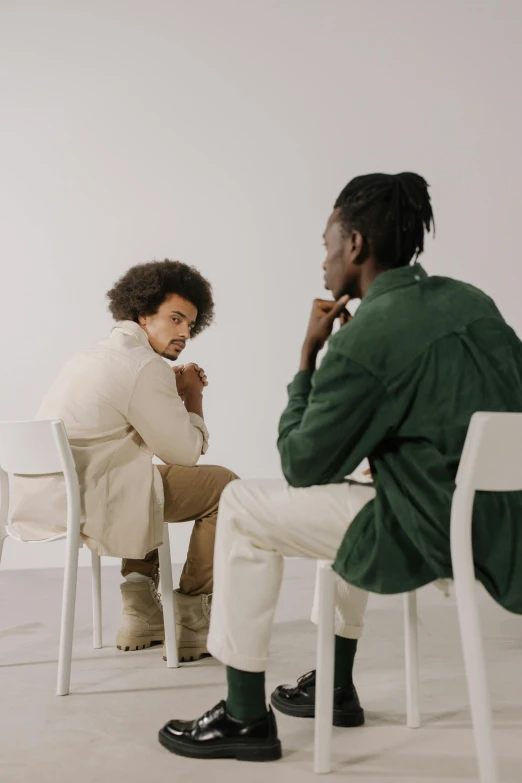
[158,701,282,761]
[271,670,365,728]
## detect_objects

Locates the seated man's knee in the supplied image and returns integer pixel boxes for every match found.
[213,466,240,496]
[219,467,239,488]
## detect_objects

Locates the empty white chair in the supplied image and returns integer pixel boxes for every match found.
[314,411,522,782]
[0,419,179,696]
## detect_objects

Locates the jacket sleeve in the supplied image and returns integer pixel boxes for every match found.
[277,347,393,488]
[127,359,209,466]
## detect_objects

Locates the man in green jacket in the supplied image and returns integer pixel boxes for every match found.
[158,172,522,762]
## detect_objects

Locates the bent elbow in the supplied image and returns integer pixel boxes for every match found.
[157,436,203,467]
[282,461,320,489]
[279,438,320,488]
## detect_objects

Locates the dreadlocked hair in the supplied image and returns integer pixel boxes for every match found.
[334,172,435,269]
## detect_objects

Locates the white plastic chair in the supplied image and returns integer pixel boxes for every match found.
[314,411,522,781]
[0,419,179,696]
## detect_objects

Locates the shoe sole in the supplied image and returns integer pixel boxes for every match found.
[163,649,211,664]
[116,635,165,652]
[270,693,365,728]
[163,653,212,663]
[158,727,282,761]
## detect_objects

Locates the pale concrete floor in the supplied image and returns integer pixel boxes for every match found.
[0,560,521,783]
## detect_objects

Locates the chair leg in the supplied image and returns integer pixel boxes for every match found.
[314,562,336,775]
[158,524,179,669]
[454,571,498,782]
[91,552,102,649]
[56,525,81,695]
[451,490,498,783]
[404,591,420,728]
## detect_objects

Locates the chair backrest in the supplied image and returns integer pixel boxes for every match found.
[0,420,72,475]
[456,412,522,492]
[0,420,81,536]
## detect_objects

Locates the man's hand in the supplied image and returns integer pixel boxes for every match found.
[173,365,185,398]
[173,363,208,400]
[173,363,207,419]
[300,296,350,371]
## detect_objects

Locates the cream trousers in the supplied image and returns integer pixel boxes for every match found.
[208,478,376,672]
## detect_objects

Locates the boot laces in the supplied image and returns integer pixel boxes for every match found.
[149,580,163,610]
[202,593,212,621]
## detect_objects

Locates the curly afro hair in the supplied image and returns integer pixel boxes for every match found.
[107,260,214,338]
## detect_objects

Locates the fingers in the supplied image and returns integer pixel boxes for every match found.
[326,295,350,322]
[313,296,350,320]
[339,309,351,326]
[313,299,337,315]
[181,362,209,386]
[173,365,185,374]
[196,365,207,385]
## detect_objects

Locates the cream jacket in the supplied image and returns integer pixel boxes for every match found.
[9,321,209,558]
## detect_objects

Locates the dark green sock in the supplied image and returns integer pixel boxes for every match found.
[333,636,358,690]
[226,666,268,723]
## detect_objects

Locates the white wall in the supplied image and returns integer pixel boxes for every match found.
[1,0,521,569]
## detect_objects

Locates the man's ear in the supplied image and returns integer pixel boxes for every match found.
[138,314,147,326]
[352,232,370,266]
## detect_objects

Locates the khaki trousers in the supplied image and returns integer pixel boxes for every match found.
[207,478,375,672]
[121,464,238,595]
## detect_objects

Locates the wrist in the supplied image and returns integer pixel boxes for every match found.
[183,387,204,418]
[300,343,319,372]
[184,387,203,399]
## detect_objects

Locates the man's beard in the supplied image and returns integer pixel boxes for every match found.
[162,348,180,361]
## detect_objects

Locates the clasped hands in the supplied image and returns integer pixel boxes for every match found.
[173,363,208,400]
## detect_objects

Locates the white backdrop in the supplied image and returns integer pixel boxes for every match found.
[1,0,521,569]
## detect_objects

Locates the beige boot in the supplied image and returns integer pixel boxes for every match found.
[163,591,212,663]
[116,579,165,651]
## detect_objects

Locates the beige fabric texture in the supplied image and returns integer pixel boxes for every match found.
[9,321,209,558]
[208,478,374,672]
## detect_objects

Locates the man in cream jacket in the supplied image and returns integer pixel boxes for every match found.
[11,260,238,661]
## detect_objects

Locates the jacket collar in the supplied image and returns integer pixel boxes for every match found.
[112,320,153,352]
[360,263,428,308]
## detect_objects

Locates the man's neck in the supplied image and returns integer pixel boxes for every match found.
[358,260,385,299]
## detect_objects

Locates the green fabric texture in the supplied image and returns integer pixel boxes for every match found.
[334,636,358,689]
[226,666,267,723]
[278,264,522,613]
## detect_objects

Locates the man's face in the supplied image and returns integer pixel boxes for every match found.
[322,209,363,299]
[138,293,198,361]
